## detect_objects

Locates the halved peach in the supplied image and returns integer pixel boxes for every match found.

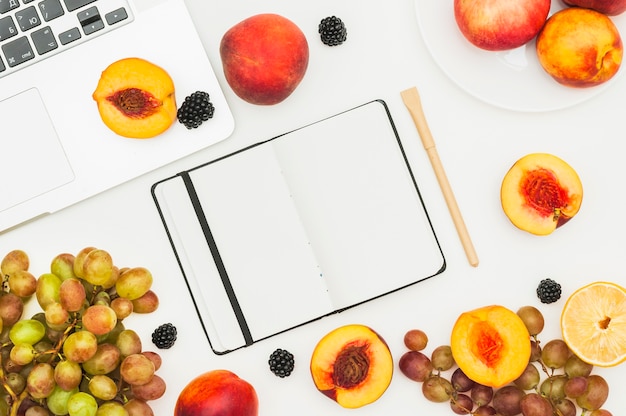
[310,324,393,409]
[450,305,531,388]
[92,57,177,139]
[500,153,583,235]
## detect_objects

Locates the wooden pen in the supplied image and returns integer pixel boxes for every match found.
[401,87,479,267]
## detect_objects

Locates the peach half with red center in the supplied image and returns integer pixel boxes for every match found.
[310,324,393,409]
[500,153,583,236]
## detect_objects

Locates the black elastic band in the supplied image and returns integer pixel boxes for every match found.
[180,171,254,346]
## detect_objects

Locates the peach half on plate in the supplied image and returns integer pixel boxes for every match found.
[500,153,583,235]
[310,324,393,409]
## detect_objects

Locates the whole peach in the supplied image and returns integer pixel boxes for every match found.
[454,0,551,51]
[219,14,309,105]
[563,0,626,16]
[174,370,258,416]
[536,7,623,88]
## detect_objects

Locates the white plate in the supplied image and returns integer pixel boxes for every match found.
[414,1,626,112]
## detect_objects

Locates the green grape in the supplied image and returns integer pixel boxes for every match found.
[34,340,54,363]
[47,385,79,416]
[9,319,46,345]
[120,353,155,386]
[10,343,36,365]
[541,339,570,369]
[96,401,128,416]
[63,331,98,363]
[576,374,609,411]
[100,266,120,290]
[513,362,540,390]
[115,267,152,300]
[431,345,455,371]
[1,249,29,276]
[73,247,97,279]
[54,360,83,391]
[516,305,545,336]
[540,374,568,402]
[82,249,115,286]
[131,374,166,401]
[35,273,62,310]
[110,297,133,320]
[44,302,70,327]
[26,362,55,399]
[102,321,125,344]
[59,278,86,312]
[82,305,117,336]
[422,375,453,403]
[0,397,8,416]
[564,354,593,378]
[67,391,98,416]
[50,252,77,281]
[0,292,25,327]
[88,375,118,401]
[93,291,111,306]
[82,343,121,375]
[115,329,142,357]
[130,290,159,314]
[5,371,26,395]
[8,269,37,298]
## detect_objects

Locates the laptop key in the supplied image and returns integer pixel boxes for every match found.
[32,26,57,54]
[63,0,96,12]
[38,0,65,22]
[0,0,19,15]
[0,56,5,72]
[58,27,80,45]
[78,6,103,35]
[0,15,17,41]
[15,6,42,32]
[105,8,128,25]
[2,36,35,67]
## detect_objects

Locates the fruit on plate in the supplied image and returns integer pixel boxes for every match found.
[453,0,551,51]
[310,324,393,408]
[563,0,626,16]
[450,305,531,388]
[536,8,623,88]
[219,13,309,105]
[561,281,626,367]
[174,369,258,416]
[92,57,177,138]
[500,153,583,236]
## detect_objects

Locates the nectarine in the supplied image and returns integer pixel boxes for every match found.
[500,153,583,236]
[220,14,309,105]
[310,324,393,409]
[174,369,258,416]
[92,58,177,138]
[536,8,623,88]
[454,0,551,51]
[450,305,531,388]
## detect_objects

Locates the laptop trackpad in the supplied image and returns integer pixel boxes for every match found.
[0,88,75,212]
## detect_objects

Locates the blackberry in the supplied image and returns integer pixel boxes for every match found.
[318,16,347,46]
[268,348,295,378]
[177,91,215,129]
[152,323,177,349]
[537,278,562,304]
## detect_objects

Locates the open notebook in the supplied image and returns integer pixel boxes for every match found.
[151,100,445,354]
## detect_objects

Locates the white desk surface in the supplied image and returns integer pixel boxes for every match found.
[3,0,625,414]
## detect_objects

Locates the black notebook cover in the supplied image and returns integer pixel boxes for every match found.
[151,100,445,354]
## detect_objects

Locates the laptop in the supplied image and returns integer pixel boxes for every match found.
[0,0,235,233]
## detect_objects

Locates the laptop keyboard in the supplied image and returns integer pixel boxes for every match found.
[0,0,133,77]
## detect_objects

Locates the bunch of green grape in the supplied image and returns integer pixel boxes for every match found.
[0,247,164,416]
[398,306,613,416]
